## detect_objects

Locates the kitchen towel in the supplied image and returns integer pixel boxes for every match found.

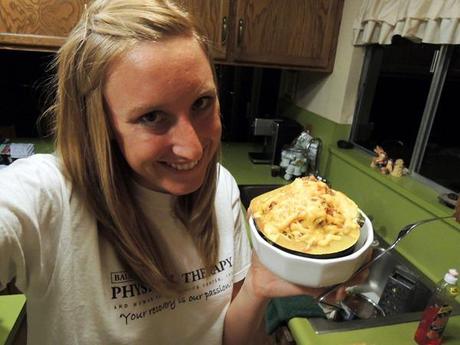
[265,295,326,334]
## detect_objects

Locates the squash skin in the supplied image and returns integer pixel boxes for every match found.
[249,177,361,257]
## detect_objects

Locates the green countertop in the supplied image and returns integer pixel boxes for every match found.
[7,139,284,186]
[220,141,286,185]
[0,295,25,345]
[289,316,460,345]
[9,138,54,154]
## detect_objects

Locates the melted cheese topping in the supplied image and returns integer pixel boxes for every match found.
[249,177,361,255]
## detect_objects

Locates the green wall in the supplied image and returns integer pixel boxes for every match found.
[281,101,460,283]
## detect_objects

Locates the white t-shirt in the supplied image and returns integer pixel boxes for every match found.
[0,154,251,345]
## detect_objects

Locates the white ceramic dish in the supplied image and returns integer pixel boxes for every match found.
[249,213,374,287]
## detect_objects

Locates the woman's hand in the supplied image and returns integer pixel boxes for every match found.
[223,254,329,345]
[244,253,327,299]
[223,251,372,345]
[245,250,372,303]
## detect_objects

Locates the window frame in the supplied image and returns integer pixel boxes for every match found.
[350,41,457,194]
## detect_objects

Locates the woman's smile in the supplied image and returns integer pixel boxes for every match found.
[164,159,200,171]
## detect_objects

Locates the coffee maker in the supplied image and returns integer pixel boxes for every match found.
[248,117,303,165]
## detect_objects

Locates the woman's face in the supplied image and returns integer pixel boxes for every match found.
[104,36,222,195]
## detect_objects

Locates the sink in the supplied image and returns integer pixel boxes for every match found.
[238,184,460,333]
[309,234,460,333]
[238,184,283,209]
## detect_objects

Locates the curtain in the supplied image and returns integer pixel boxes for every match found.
[353,0,460,45]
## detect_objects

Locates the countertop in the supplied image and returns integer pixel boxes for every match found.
[0,295,25,345]
[220,141,286,185]
[289,316,460,345]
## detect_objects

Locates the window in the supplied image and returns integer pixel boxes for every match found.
[0,50,55,138]
[351,36,460,193]
[215,65,281,142]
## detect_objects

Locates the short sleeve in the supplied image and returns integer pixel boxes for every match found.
[216,165,252,284]
[0,155,66,294]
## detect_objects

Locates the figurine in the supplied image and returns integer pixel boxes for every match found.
[391,159,406,177]
[380,159,393,175]
[370,145,408,177]
[370,145,388,169]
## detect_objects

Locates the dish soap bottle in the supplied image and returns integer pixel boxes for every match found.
[414,268,459,345]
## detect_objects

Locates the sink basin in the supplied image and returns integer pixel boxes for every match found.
[238,184,283,209]
[309,234,460,333]
[238,184,460,333]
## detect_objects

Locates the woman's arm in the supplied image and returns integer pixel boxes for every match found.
[224,250,371,345]
[0,156,65,293]
[223,254,327,345]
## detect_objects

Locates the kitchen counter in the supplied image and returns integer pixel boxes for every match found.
[0,295,25,345]
[6,139,285,186]
[289,316,460,345]
[220,141,286,185]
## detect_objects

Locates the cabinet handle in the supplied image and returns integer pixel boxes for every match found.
[237,18,244,47]
[221,16,228,46]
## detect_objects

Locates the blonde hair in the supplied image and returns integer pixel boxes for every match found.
[46,0,219,294]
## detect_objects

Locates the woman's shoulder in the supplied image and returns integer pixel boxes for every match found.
[216,163,238,188]
[216,163,240,202]
[0,153,68,192]
[1,153,61,175]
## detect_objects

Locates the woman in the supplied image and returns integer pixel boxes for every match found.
[0,1,333,344]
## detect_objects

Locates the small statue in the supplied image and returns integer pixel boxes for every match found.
[370,145,408,177]
[370,145,388,169]
[391,159,406,177]
[380,159,393,175]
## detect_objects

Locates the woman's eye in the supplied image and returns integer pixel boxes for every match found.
[138,111,167,127]
[192,96,213,112]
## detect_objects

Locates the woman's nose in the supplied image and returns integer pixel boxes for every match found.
[171,118,203,159]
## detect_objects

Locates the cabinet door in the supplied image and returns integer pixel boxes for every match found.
[0,0,83,50]
[233,0,343,71]
[176,0,230,60]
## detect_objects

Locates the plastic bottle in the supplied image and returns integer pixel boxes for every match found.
[414,268,459,345]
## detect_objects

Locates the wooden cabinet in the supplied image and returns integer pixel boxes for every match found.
[180,0,344,71]
[0,0,83,51]
[0,0,343,71]
[233,0,343,70]
[176,0,230,60]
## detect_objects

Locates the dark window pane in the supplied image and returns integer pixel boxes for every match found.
[0,50,55,138]
[419,46,460,192]
[353,37,437,162]
[216,65,281,142]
